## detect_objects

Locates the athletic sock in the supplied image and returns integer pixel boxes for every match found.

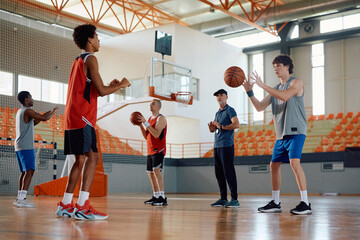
[159,191,165,198]
[154,191,160,198]
[78,191,90,206]
[272,190,280,205]
[19,190,27,200]
[300,190,309,205]
[17,190,21,200]
[62,192,73,205]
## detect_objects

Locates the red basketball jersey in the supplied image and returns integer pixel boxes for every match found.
[64,53,98,130]
[147,115,167,155]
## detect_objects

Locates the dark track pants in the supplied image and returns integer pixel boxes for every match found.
[214,145,238,200]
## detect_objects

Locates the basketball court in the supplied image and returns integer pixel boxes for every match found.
[1,194,360,239]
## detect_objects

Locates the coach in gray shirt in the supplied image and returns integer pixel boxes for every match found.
[208,89,240,208]
[243,54,312,215]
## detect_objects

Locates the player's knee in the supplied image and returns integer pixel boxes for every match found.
[147,171,154,176]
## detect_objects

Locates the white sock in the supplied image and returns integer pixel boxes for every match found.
[62,193,73,205]
[272,190,280,205]
[78,191,90,206]
[154,191,160,198]
[300,190,309,205]
[159,191,165,198]
[17,190,21,200]
[19,190,27,200]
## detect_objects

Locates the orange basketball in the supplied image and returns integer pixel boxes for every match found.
[130,111,142,125]
[224,66,245,88]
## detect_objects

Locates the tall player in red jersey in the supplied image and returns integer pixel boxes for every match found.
[56,24,131,220]
[138,99,168,206]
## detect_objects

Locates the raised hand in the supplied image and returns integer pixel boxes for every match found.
[242,74,254,92]
[250,71,264,88]
[109,79,120,86]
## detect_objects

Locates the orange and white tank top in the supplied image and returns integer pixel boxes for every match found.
[64,52,98,130]
[147,114,167,156]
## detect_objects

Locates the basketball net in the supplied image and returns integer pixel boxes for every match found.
[174,91,192,107]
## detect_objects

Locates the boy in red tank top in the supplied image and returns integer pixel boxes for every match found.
[56,24,131,220]
[138,99,168,206]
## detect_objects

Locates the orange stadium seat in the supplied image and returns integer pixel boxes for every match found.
[260,142,269,148]
[338,145,346,151]
[328,131,336,138]
[240,143,248,150]
[321,138,330,146]
[308,115,316,121]
[351,130,359,137]
[250,143,258,149]
[258,136,266,142]
[357,124,360,130]
[326,145,336,152]
[315,146,323,152]
[317,115,325,120]
[339,118,348,125]
[345,138,354,145]
[333,138,342,145]
[326,113,335,120]
[339,130,348,138]
[334,125,342,132]
[247,131,254,137]
[249,137,257,142]
[356,112,360,118]
[269,119,274,125]
[263,148,272,155]
[237,132,245,138]
[265,130,274,136]
[252,149,261,155]
[345,124,354,131]
[242,149,250,156]
[350,117,359,124]
[345,112,354,118]
[255,130,264,137]
[336,112,344,119]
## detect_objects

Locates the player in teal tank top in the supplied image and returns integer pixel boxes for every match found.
[242,54,312,215]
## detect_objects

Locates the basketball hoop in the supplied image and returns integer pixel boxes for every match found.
[172,91,193,105]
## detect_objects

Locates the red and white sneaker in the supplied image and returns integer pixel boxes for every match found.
[72,200,108,220]
[56,201,75,218]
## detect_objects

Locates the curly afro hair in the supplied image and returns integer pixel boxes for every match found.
[72,24,97,49]
[272,54,294,74]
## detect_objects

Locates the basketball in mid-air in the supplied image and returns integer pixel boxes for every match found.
[224,66,245,88]
[130,111,142,125]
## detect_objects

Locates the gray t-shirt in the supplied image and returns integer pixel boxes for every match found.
[15,106,34,151]
[271,76,307,140]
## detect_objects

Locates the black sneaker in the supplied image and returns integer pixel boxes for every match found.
[290,201,312,215]
[152,196,168,206]
[211,199,228,207]
[144,196,157,205]
[258,200,282,213]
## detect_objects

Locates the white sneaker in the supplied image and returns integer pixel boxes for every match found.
[15,199,36,208]
[13,199,18,206]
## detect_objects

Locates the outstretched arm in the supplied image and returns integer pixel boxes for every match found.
[25,106,58,126]
[86,55,131,97]
[243,76,271,112]
[251,71,303,102]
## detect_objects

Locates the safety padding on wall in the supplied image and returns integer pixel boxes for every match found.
[34,172,108,197]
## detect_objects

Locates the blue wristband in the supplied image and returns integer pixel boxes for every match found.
[246,90,254,97]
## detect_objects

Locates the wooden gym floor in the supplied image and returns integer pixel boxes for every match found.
[0,194,359,240]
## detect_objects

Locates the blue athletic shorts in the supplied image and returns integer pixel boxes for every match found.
[16,149,36,172]
[271,135,306,163]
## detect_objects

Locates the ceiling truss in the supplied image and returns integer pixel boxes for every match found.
[198,0,288,36]
[18,0,187,34]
